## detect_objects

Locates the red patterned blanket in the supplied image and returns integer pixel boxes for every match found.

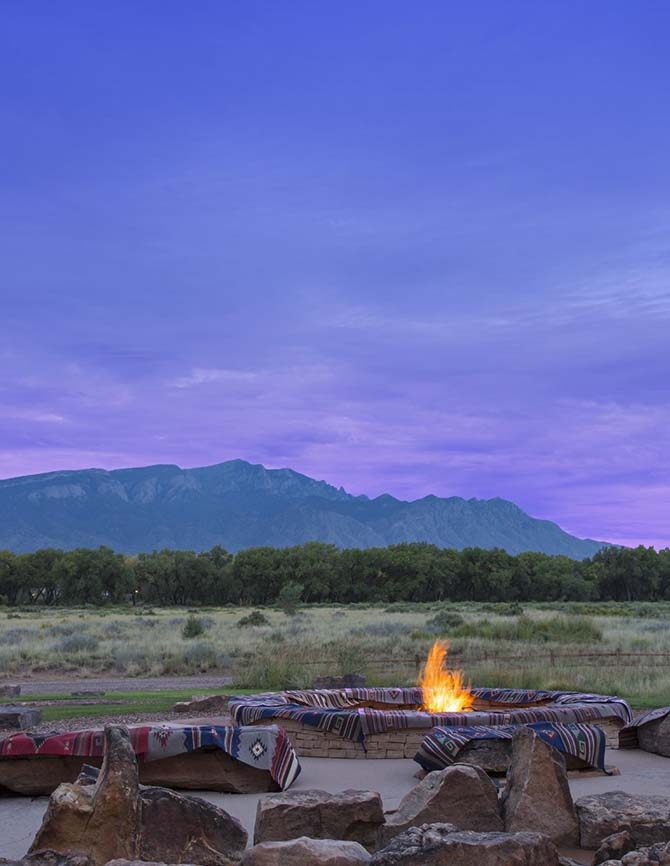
[0,723,301,790]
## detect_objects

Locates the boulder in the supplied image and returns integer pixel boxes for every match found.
[0,684,21,698]
[0,853,94,866]
[379,764,502,846]
[588,841,670,865]
[106,862,198,866]
[501,725,579,846]
[254,789,384,851]
[173,695,230,715]
[0,706,42,729]
[369,823,559,865]
[240,837,371,865]
[594,831,636,864]
[575,791,670,849]
[637,713,670,758]
[30,725,141,864]
[139,786,247,865]
[28,725,247,866]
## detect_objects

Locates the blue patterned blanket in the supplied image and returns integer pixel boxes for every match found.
[415,720,608,773]
[230,687,632,745]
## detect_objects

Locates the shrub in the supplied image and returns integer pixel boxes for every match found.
[182,615,206,639]
[427,610,465,633]
[183,640,219,668]
[277,581,304,615]
[0,627,33,645]
[53,634,100,653]
[450,615,602,644]
[237,610,270,628]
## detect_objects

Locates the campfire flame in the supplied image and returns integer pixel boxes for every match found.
[419,640,473,713]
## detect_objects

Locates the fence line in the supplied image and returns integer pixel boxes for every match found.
[293,651,670,671]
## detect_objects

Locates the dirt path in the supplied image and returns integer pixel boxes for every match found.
[8,674,233,695]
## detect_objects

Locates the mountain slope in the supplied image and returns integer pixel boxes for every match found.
[0,460,607,557]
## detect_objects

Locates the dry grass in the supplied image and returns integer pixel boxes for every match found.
[1,602,669,707]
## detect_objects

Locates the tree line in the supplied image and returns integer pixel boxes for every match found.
[0,542,669,607]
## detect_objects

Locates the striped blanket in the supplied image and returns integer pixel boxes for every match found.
[0,723,301,790]
[230,687,632,745]
[415,721,608,773]
[619,707,670,749]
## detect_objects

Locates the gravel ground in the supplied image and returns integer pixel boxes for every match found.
[6,675,233,695]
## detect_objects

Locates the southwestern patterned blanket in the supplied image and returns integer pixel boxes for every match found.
[415,720,608,773]
[230,687,632,746]
[0,723,301,790]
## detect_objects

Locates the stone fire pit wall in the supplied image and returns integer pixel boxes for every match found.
[230,687,633,760]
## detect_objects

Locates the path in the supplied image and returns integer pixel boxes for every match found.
[7,675,233,695]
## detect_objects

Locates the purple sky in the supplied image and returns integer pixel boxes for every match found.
[2,2,669,548]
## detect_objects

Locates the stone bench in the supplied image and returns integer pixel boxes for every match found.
[0,706,42,730]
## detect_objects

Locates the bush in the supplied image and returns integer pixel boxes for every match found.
[53,634,100,653]
[183,640,218,668]
[427,610,465,633]
[482,602,524,616]
[182,615,206,639]
[237,610,270,628]
[277,581,304,615]
[451,615,602,644]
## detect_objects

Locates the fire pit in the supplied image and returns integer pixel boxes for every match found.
[230,641,633,762]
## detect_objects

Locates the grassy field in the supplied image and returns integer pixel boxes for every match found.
[1,602,670,710]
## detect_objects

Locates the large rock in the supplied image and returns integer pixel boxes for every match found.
[0,853,94,866]
[575,791,670,849]
[140,786,247,865]
[254,789,384,851]
[637,713,670,758]
[501,725,578,846]
[240,837,370,865]
[28,725,247,866]
[173,695,230,715]
[593,831,636,864]
[369,823,559,865]
[0,684,21,698]
[105,862,198,866]
[30,725,141,864]
[379,764,502,845]
[0,706,42,729]
[588,841,670,865]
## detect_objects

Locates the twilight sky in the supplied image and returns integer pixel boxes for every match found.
[1,2,669,548]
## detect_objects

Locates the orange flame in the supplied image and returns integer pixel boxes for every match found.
[419,640,473,713]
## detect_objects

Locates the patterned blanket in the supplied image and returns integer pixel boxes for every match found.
[0,723,301,790]
[415,721,609,773]
[619,707,670,749]
[230,687,633,745]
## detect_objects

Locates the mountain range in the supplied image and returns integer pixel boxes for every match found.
[0,459,607,557]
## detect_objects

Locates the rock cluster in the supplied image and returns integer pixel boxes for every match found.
[593,841,670,865]
[575,791,670,849]
[28,726,247,866]
[369,823,558,865]
[13,718,670,866]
